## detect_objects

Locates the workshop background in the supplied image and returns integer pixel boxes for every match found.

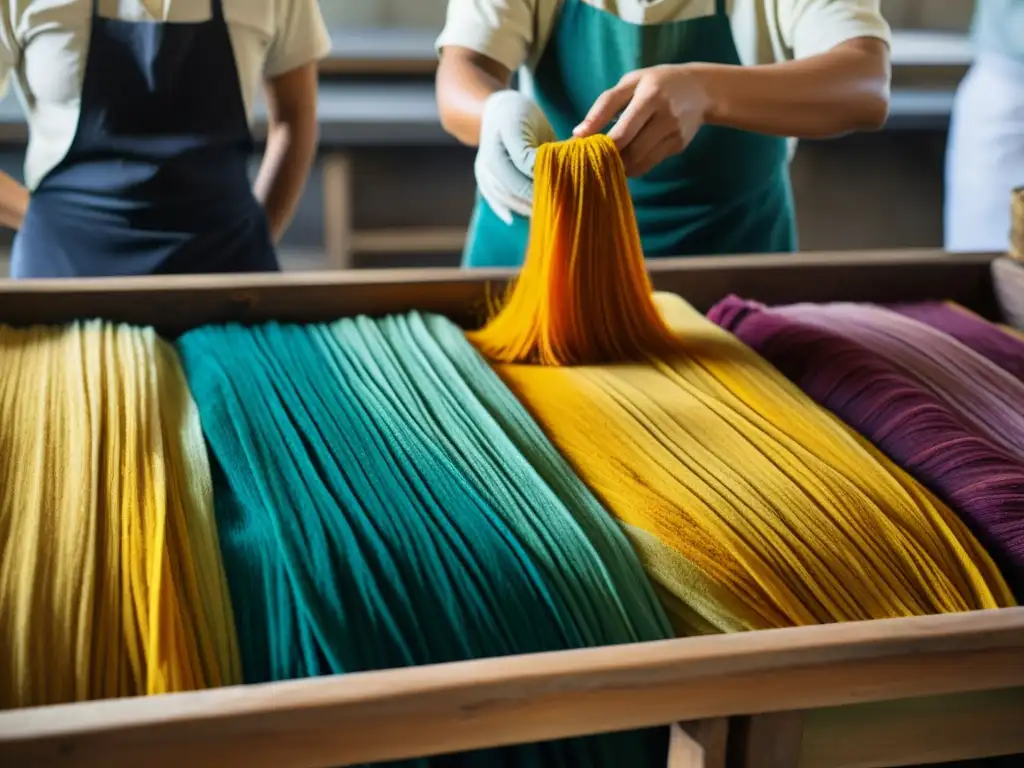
[0,0,978,271]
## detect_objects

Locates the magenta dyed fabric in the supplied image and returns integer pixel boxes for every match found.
[708,296,1024,599]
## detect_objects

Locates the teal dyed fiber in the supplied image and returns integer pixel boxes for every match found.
[404,312,671,639]
[177,314,669,767]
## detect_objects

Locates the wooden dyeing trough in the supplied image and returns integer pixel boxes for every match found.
[0,250,1023,768]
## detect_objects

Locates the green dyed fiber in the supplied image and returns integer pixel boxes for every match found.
[177,313,670,767]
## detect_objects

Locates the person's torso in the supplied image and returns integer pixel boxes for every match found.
[1,0,284,189]
[517,0,772,73]
[9,0,281,277]
[462,0,796,266]
[971,0,1024,63]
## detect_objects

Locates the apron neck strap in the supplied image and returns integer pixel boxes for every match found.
[91,1,226,21]
[715,0,727,17]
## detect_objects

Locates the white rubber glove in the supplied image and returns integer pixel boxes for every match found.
[475,90,557,224]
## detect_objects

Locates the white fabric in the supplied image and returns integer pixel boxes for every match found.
[436,0,891,72]
[475,89,555,223]
[0,0,331,190]
[945,53,1024,253]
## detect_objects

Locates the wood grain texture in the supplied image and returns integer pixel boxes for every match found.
[0,249,999,334]
[0,609,1021,768]
[731,712,804,768]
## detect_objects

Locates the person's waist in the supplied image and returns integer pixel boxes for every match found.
[29,183,263,233]
[628,160,788,206]
[971,49,1024,76]
[30,153,259,230]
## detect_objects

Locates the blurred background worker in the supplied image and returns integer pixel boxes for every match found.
[945,0,1024,252]
[0,0,329,278]
[435,0,893,268]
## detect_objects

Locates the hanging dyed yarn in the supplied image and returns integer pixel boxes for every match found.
[469,133,679,366]
[709,297,1024,598]
[0,322,240,710]
[471,135,1015,634]
[891,301,1024,382]
[764,303,1024,463]
[178,316,670,767]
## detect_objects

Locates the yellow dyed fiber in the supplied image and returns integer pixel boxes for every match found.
[476,136,1015,634]
[0,322,240,708]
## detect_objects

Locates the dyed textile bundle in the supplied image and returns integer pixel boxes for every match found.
[0,322,240,709]
[178,315,670,767]
[761,302,1024,463]
[892,301,1024,382]
[709,297,1024,598]
[473,135,1014,633]
[470,133,679,365]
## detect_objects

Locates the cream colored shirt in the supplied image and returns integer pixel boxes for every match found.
[437,0,891,77]
[0,0,332,189]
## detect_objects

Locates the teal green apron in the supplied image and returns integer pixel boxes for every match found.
[462,0,797,268]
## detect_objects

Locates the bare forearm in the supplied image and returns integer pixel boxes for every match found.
[255,118,318,242]
[693,38,891,139]
[436,47,512,146]
[0,170,28,230]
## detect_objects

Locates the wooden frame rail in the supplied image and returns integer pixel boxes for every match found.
[1,609,1021,767]
[0,250,1022,768]
[0,250,1003,332]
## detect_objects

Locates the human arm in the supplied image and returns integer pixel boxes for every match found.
[254,62,319,242]
[434,2,557,220]
[254,0,330,241]
[0,16,25,229]
[0,170,28,230]
[436,46,512,146]
[437,47,556,221]
[575,0,892,177]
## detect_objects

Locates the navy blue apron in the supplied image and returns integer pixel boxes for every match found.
[12,0,278,277]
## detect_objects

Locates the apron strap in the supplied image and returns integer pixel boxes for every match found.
[715,0,727,17]
[92,1,225,21]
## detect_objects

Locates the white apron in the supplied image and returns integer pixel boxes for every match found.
[945,52,1024,253]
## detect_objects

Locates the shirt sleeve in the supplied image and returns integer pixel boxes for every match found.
[264,0,332,78]
[435,0,537,73]
[776,0,892,60]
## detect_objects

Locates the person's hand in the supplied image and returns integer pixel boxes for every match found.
[573,65,711,177]
[475,90,556,223]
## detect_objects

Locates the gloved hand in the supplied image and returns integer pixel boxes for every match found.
[475,90,556,224]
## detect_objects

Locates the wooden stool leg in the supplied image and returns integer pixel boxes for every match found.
[323,152,353,269]
[730,712,804,768]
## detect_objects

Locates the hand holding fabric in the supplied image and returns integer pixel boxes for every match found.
[475,90,556,224]
[573,65,711,177]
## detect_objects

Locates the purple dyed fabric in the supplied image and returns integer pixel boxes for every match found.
[708,295,1024,599]
[890,302,1024,382]
[773,302,1024,463]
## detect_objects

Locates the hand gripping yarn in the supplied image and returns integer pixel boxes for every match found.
[178,315,670,767]
[709,296,1024,599]
[469,133,680,366]
[471,135,1015,633]
[0,322,240,709]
